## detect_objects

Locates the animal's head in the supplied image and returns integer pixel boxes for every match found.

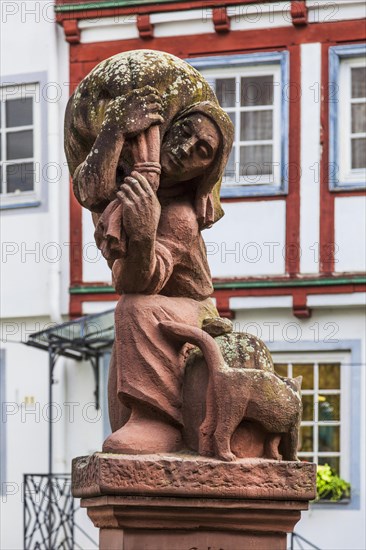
[283,375,302,393]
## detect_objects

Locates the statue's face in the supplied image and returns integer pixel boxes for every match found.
[160,113,219,186]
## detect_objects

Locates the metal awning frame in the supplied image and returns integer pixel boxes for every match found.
[25,309,115,475]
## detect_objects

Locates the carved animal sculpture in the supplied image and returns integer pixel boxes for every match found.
[159,321,302,462]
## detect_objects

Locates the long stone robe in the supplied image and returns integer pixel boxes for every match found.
[108,196,217,431]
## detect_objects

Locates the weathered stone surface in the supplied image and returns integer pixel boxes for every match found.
[65,49,305,464]
[72,453,316,501]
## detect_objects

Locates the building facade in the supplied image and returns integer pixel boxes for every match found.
[1,1,365,548]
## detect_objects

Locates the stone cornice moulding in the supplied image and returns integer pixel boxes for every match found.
[57,1,366,44]
[57,3,293,44]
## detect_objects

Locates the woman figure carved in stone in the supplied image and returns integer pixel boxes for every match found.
[64,50,234,454]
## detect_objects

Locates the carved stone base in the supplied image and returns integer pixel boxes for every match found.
[72,453,316,550]
[84,495,309,550]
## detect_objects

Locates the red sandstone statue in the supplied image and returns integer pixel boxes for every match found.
[65,50,302,461]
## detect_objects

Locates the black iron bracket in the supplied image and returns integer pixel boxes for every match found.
[89,353,100,410]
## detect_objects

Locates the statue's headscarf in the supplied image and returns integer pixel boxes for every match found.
[64,49,234,228]
[172,102,234,228]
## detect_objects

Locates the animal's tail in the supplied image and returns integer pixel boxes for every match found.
[158,321,225,373]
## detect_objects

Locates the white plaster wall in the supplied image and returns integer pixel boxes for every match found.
[0,315,104,550]
[1,2,70,318]
[63,359,104,463]
[1,213,52,317]
[204,200,286,278]
[307,0,366,23]
[151,9,215,37]
[80,15,138,44]
[0,316,50,550]
[83,200,287,282]
[229,1,292,31]
[1,2,56,76]
[82,208,112,283]
[297,502,366,550]
[300,43,321,274]
[335,196,366,273]
[82,301,117,314]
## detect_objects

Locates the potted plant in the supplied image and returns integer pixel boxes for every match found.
[315,463,351,502]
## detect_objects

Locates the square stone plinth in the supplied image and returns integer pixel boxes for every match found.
[72,453,316,550]
[72,452,316,501]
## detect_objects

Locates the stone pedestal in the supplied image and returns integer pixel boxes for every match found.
[72,453,316,550]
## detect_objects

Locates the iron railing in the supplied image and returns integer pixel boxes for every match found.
[24,474,74,549]
[23,474,98,550]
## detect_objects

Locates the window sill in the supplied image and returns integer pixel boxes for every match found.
[310,497,351,509]
[330,182,366,192]
[221,184,287,198]
[0,200,41,210]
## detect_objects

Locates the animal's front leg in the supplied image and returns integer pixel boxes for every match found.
[265,434,282,460]
[213,427,236,462]
[284,424,300,461]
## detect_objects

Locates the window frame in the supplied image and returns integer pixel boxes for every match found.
[188,51,289,198]
[273,351,349,477]
[0,72,48,210]
[0,349,6,494]
[268,340,361,509]
[329,44,366,191]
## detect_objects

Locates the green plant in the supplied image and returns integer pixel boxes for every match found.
[316,464,351,502]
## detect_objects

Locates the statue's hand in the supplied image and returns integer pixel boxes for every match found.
[117,171,161,242]
[103,87,164,138]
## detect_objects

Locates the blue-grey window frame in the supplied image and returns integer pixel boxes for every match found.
[0,72,48,211]
[187,51,289,198]
[329,44,366,191]
[0,350,6,494]
[268,339,362,510]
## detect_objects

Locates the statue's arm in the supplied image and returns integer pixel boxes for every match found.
[73,125,125,212]
[111,181,204,296]
[113,240,174,295]
[72,87,163,213]
[111,172,167,294]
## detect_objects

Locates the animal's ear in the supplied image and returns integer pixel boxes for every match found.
[294,375,303,389]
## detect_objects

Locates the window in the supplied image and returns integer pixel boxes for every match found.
[0,82,41,208]
[189,52,289,197]
[273,352,351,480]
[329,44,366,190]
